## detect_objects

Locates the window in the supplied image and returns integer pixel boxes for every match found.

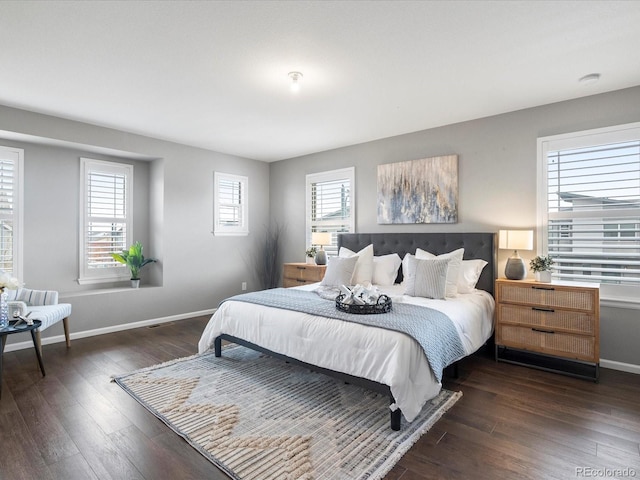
[306,167,355,256]
[538,122,640,291]
[0,146,23,278]
[214,172,248,236]
[79,158,133,284]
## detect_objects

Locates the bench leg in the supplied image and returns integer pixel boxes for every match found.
[35,329,43,357]
[63,317,71,348]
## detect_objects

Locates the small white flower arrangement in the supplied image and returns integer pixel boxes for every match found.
[305,246,317,258]
[0,271,22,290]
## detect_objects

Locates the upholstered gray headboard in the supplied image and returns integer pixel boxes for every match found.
[337,232,496,296]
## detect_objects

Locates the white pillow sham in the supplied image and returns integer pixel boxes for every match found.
[416,247,464,298]
[372,253,402,285]
[457,259,488,293]
[339,244,374,284]
[403,254,450,299]
[320,255,359,287]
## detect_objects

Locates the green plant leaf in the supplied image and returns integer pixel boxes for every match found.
[110,242,157,280]
[111,253,127,264]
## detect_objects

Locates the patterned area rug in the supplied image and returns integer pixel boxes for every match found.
[114,345,461,480]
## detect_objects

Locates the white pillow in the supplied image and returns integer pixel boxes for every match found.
[320,255,359,287]
[372,253,402,285]
[339,244,374,285]
[457,259,488,294]
[403,254,450,299]
[415,247,464,298]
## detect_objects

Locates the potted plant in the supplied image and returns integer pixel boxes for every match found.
[305,246,317,264]
[111,241,157,288]
[530,255,554,283]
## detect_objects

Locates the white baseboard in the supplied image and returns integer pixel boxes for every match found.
[3,308,216,353]
[600,358,640,375]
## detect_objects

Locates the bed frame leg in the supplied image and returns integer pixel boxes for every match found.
[445,362,459,379]
[390,407,401,431]
[390,395,401,431]
[214,336,222,357]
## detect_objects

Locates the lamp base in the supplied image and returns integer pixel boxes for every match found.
[505,257,526,280]
[315,250,327,265]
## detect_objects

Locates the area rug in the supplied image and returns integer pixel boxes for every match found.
[114,345,461,480]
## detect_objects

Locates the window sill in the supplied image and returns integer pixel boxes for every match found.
[211,231,249,236]
[77,276,130,285]
[600,295,640,311]
[599,284,640,310]
[60,284,162,300]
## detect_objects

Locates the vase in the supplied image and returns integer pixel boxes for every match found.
[131,279,140,289]
[306,257,315,265]
[535,271,552,283]
[0,288,8,328]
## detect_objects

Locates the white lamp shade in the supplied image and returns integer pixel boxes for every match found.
[498,230,533,251]
[311,232,331,246]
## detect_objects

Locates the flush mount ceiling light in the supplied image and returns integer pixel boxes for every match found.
[288,71,303,93]
[579,73,601,86]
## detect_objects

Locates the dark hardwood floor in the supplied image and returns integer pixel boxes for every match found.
[1,316,639,480]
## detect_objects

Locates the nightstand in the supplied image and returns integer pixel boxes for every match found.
[495,278,600,381]
[283,263,327,288]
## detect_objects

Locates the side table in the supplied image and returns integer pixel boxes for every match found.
[283,263,327,287]
[0,319,45,398]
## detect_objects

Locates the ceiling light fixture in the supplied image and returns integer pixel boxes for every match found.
[579,73,601,86]
[288,71,303,93]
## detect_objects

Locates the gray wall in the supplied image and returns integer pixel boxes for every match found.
[0,105,270,346]
[269,85,640,369]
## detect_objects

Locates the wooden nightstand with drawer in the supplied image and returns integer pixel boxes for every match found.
[283,263,326,288]
[495,278,600,381]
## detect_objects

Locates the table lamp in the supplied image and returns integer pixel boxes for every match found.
[499,229,533,280]
[311,232,331,265]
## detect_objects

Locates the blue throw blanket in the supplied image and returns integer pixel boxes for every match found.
[224,288,465,382]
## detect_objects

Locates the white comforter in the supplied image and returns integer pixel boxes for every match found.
[198,284,494,422]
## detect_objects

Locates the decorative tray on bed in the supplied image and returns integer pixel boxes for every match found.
[335,294,392,314]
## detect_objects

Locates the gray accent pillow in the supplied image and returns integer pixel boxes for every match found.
[416,247,464,297]
[320,255,359,286]
[403,255,451,299]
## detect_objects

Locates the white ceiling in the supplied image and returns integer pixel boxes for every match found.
[1,1,639,162]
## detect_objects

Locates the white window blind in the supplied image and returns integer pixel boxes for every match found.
[306,167,355,257]
[79,158,133,284]
[214,172,248,236]
[0,146,23,277]
[539,123,640,287]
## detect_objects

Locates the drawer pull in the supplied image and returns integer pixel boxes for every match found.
[296,266,306,270]
[532,307,555,313]
[532,286,555,291]
[296,279,306,283]
[532,327,555,334]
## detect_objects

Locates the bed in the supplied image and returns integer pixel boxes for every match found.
[198,232,496,430]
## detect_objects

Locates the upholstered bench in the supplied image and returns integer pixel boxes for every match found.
[6,288,72,355]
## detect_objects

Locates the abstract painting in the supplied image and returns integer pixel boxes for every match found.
[377,155,458,224]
